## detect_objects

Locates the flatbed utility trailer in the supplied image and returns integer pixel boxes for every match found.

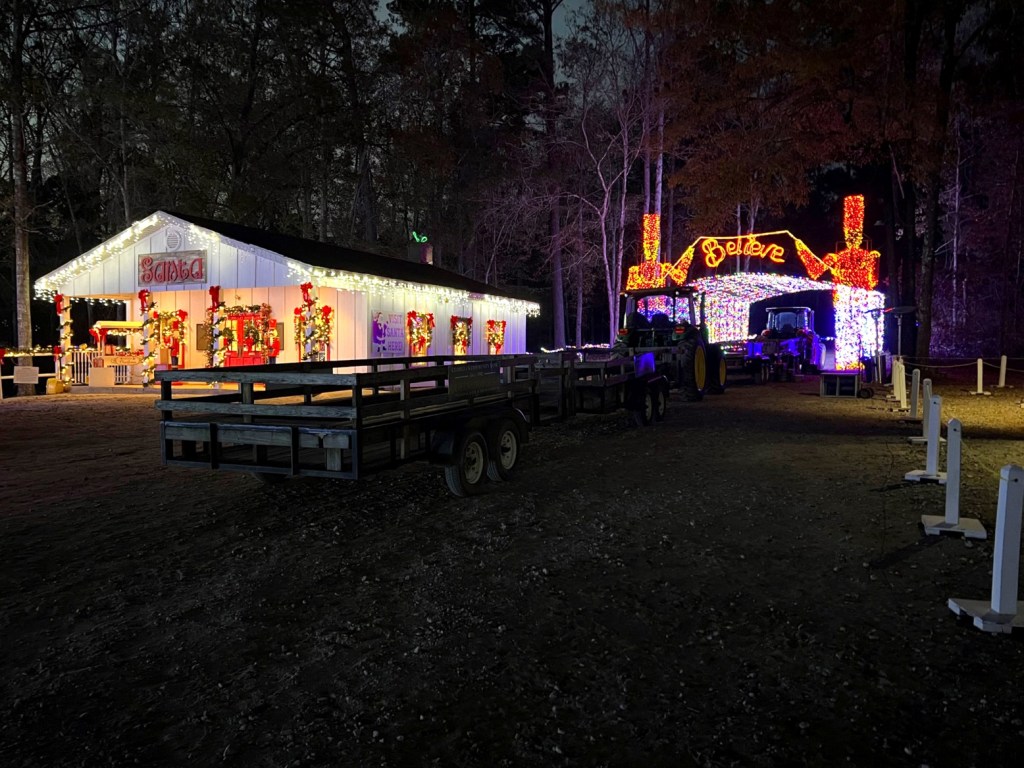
[572,348,671,425]
[155,355,538,497]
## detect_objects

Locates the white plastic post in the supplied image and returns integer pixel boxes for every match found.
[896,359,908,411]
[992,466,1024,614]
[909,368,921,421]
[998,355,1007,388]
[975,358,985,395]
[949,464,1024,632]
[887,357,901,405]
[944,418,960,518]
[926,398,941,475]
[921,419,986,538]
[906,396,946,483]
[909,378,932,443]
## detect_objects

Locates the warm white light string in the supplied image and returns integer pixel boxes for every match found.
[35,212,541,318]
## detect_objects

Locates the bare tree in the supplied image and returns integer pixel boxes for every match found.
[563,4,647,342]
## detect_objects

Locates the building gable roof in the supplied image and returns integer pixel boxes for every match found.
[166,211,526,301]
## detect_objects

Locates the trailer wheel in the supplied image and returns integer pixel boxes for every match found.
[652,382,668,421]
[678,337,707,402]
[444,431,488,496]
[630,388,654,427]
[486,420,521,481]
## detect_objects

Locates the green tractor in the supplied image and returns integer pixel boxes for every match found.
[612,284,727,401]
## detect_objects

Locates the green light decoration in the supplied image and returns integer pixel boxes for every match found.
[412,231,428,243]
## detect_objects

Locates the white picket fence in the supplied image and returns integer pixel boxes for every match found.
[69,349,135,385]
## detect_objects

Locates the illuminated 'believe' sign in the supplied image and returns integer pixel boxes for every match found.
[701,236,786,268]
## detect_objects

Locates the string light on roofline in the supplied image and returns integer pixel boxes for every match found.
[34,212,541,318]
[34,213,167,295]
[286,263,541,317]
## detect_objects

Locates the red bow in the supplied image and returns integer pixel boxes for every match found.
[300,282,314,307]
[55,293,65,315]
[53,345,62,357]
[177,309,188,322]
[0,348,6,366]
[321,306,332,321]
[138,289,150,314]
[209,285,220,309]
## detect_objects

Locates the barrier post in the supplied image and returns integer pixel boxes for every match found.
[949,464,1024,633]
[895,359,908,411]
[906,396,946,483]
[908,368,921,421]
[909,378,933,443]
[887,358,898,406]
[921,419,986,538]
[998,355,1007,388]
[972,358,990,396]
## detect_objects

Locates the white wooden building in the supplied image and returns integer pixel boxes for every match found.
[35,211,538,374]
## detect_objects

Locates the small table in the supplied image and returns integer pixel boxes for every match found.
[820,370,860,397]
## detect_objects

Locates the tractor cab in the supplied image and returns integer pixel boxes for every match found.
[763,307,814,339]
[617,285,703,350]
[752,306,825,375]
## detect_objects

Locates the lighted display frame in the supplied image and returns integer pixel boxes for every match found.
[625,198,885,371]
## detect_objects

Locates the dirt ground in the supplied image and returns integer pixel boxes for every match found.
[2,370,1024,767]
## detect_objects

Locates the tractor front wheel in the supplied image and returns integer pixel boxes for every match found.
[678,338,707,401]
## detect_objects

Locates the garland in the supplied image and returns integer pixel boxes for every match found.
[450,315,472,355]
[55,293,72,384]
[0,346,77,357]
[207,286,226,367]
[407,311,435,356]
[139,289,158,386]
[293,283,332,361]
[202,285,274,366]
[164,309,189,366]
[486,319,506,354]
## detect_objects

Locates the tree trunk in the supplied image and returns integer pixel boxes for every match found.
[550,205,565,348]
[914,2,959,361]
[540,0,566,348]
[654,102,664,218]
[11,0,34,395]
[574,262,584,347]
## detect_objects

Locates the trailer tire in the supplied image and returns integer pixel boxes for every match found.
[444,430,488,496]
[652,381,668,420]
[630,387,655,427]
[486,420,520,481]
